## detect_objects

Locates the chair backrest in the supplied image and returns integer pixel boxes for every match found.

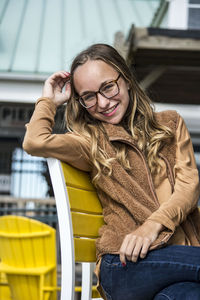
[61,161,104,262]
[0,215,57,300]
[47,158,104,300]
[0,215,56,269]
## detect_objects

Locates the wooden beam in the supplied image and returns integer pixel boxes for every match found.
[114,31,130,60]
[151,0,169,27]
[139,65,167,90]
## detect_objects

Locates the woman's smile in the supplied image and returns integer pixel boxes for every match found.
[100,103,119,117]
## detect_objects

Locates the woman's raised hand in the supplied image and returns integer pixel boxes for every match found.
[119,220,164,265]
[42,71,71,107]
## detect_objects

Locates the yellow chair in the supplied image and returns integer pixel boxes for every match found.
[0,215,58,300]
[47,158,104,300]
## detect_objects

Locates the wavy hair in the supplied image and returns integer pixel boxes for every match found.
[65,44,174,184]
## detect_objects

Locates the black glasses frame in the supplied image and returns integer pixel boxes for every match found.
[78,74,121,108]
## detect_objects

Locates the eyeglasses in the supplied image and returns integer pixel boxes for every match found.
[78,74,121,108]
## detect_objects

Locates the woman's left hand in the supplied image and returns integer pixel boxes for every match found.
[119,220,164,265]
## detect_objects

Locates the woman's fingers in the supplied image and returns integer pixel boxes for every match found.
[49,70,69,80]
[119,234,152,264]
[140,237,151,259]
[120,234,142,264]
[126,235,137,261]
[42,71,71,106]
[119,221,164,265]
[119,235,128,265]
[131,237,143,262]
[45,71,70,87]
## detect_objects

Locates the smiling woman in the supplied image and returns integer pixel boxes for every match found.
[23,43,200,300]
[73,60,130,124]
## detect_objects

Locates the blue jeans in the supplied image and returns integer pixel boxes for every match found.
[100,245,200,300]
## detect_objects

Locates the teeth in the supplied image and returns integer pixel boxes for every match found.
[104,105,117,114]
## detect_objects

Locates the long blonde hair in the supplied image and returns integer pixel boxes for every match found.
[65,44,173,184]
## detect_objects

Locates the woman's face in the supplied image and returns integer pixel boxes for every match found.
[73,60,130,124]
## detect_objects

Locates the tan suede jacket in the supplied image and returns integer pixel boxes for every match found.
[23,98,200,259]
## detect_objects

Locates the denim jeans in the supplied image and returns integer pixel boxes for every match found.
[100,245,200,300]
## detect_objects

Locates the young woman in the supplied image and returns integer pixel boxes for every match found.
[23,44,200,300]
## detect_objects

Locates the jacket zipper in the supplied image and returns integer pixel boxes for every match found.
[114,138,160,207]
[132,144,160,207]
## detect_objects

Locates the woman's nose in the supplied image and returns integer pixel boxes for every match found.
[97,93,110,108]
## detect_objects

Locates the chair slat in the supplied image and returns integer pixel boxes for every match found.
[0,271,12,300]
[1,218,21,267]
[74,238,96,262]
[72,212,104,238]
[0,263,55,275]
[61,162,95,191]
[0,231,50,238]
[68,187,102,214]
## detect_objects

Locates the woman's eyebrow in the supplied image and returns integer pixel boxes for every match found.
[80,79,114,96]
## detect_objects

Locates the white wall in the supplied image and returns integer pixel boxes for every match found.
[0,73,45,103]
[167,0,188,29]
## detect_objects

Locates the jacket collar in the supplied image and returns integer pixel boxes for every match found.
[102,122,137,147]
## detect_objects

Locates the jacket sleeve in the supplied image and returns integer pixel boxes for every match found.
[23,97,92,172]
[147,115,200,232]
